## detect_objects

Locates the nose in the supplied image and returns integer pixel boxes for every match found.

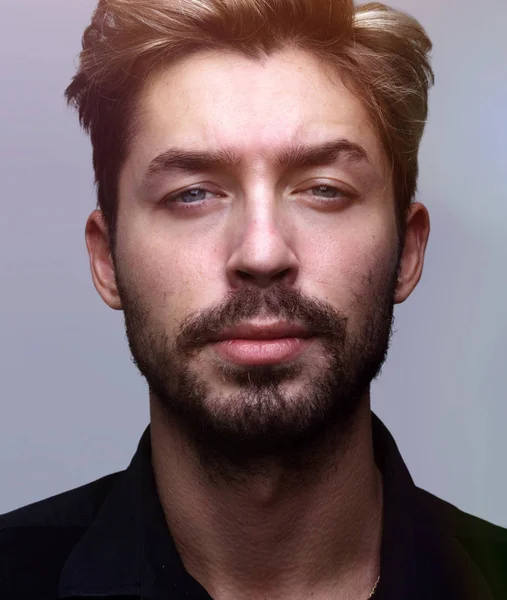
[226,198,299,289]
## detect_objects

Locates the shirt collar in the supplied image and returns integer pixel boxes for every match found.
[371,415,494,599]
[58,425,208,599]
[58,414,494,599]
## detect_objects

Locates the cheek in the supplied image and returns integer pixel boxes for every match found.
[300,217,396,318]
[120,230,221,325]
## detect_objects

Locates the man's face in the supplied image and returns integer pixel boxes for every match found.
[108,48,403,465]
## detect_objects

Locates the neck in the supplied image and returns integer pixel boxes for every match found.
[150,394,383,600]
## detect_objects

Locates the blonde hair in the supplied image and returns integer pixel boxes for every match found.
[65,0,434,251]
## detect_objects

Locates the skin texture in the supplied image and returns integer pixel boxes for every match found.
[85,48,430,600]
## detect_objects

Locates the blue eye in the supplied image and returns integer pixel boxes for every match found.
[177,188,209,203]
[163,186,216,208]
[310,185,344,199]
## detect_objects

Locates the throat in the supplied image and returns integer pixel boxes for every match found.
[150,403,383,600]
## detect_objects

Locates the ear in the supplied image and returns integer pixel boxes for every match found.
[85,210,122,310]
[394,202,430,304]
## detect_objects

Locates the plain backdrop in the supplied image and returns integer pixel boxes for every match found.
[1,0,506,525]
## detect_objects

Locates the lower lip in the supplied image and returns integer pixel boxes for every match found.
[212,337,313,365]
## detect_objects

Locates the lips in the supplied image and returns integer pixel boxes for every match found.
[213,337,312,365]
[210,321,312,342]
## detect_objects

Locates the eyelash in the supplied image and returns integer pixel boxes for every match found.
[164,186,217,207]
[163,184,351,208]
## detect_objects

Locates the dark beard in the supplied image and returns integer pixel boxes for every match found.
[115,252,400,478]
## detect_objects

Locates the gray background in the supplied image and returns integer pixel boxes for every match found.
[1,0,506,525]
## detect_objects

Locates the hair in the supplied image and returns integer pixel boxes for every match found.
[65,0,434,254]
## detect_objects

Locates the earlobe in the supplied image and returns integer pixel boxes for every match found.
[85,210,123,310]
[394,202,430,304]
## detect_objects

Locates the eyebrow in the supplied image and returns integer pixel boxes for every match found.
[142,138,372,184]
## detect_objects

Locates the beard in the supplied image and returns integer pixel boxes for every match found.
[114,251,400,477]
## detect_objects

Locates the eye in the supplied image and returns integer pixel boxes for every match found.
[293,182,354,206]
[309,185,347,200]
[163,185,222,208]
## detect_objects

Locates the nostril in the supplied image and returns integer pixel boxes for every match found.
[274,268,291,281]
[235,267,292,286]
[236,270,256,282]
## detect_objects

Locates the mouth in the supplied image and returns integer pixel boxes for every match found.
[209,321,314,365]
[211,321,312,341]
[212,337,314,365]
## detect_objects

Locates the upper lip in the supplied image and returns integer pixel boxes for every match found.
[211,321,312,342]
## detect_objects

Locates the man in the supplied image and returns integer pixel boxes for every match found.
[1,0,506,598]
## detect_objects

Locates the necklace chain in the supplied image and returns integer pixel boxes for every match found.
[367,575,380,599]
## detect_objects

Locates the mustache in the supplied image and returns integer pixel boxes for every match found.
[175,284,348,355]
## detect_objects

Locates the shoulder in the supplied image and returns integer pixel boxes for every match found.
[0,471,120,530]
[416,487,507,595]
[0,471,122,599]
[416,487,507,544]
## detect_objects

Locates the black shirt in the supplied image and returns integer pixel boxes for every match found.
[1,413,507,599]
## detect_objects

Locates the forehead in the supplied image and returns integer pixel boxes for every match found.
[127,48,386,175]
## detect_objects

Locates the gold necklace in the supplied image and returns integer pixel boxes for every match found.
[368,575,380,598]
